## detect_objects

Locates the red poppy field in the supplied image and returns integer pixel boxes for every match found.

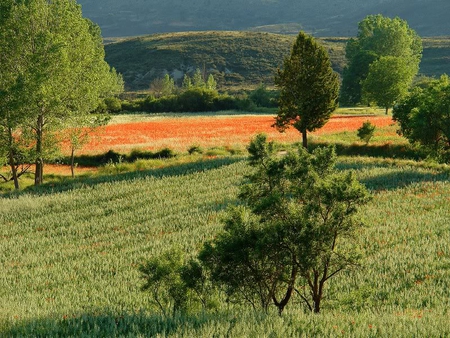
[79,114,395,154]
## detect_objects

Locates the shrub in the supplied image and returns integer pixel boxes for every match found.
[357,121,376,144]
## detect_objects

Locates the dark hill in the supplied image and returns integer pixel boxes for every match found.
[104,31,450,91]
[79,0,450,38]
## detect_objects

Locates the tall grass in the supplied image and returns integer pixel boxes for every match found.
[1,155,449,336]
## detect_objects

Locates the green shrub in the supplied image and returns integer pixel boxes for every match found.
[357,121,376,144]
[188,145,203,155]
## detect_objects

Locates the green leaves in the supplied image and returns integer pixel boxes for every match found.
[275,31,339,148]
[201,135,370,313]
[341,15,422,107]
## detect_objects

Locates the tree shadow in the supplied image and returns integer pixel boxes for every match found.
[2,310,235,337]
[2,157,244,198]
[337,161,450,191]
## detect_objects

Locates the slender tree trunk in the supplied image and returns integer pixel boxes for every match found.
[302,130,308,149]
[7,128,20,190]
[273,264,298,315]
[8,149,19,190]
[35,114,44,186]
[70,147,75,178]
[385,107,389,115]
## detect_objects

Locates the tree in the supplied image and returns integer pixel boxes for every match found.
[393,75,450,162]
[0,0,122,187]
[200,134,370,314]
[150,74,175,98]
[341,14,422,107]
[274,31,340,149]
[362,56,415,114]
[192,68,205,88]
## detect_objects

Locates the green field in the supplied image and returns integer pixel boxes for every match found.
[1,130,450,336]
[104,31,450,91]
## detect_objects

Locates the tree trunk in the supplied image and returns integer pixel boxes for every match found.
[8,149,19,190]
[70,147,75,178]
[7,128,20,190]
[273,265,298,315]
[302,130,308,149]
[34,114,44,186]
[385,107,389,115]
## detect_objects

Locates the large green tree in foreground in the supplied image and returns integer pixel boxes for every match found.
[341,14,422,107]
[199,135,370,314]
[274,31,339,149]
[0,0,122,187]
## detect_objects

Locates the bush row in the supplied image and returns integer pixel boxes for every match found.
[116,86,279,113]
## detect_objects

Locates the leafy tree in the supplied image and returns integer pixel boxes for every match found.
[341,14,422,106]
[393,75,450,162]
[362,56,415,114]
[64,114,110,178]
[150,74,176,97]
[206,74,217,91]
[0,0,122,186]
[357,121,376,144]
[139,249,215,317]
[192,68,205,88]
[274,31,340,149]
[200,134,370,314]
[182,74,193,89]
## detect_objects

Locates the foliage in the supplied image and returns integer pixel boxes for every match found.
[362,56,416,114]
[150,74,176,98]
[248,83,279,108]
[200,134,370,314]
[0,0,122,187]
[393,75,450,162]
[274,31,340,148]
[357,121,376,144]
[341,15,422,107]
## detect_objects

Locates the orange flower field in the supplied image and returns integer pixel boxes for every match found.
[81,115,394,154]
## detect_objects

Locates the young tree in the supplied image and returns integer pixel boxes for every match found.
[150,74,176,97]
[200,134,370,314]
[362,56,415,114]
[0,0,122,186]
[357,121,376,144]
[341,15,422,106]
[192,68,205,88]
[274,31,340,149]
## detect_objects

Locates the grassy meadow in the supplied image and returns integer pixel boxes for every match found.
[1,111,450,336]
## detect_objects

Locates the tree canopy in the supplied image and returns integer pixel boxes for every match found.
[199,134,370,313]
[341,15,422,107]
[393,75,450,162]
[0,0,122,187]
[274,31,339,148]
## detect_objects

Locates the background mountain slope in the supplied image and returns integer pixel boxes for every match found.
[79,0,450,37]
[104,32,450,91]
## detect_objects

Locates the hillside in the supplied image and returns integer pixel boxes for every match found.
[78,0,450,38]
[104,31,450,91]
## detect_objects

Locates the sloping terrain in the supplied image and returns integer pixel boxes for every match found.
[78,0,450,37]
[104,31,450,91]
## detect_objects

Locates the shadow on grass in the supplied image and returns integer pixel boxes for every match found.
[3,157,244,198]
[2,310,236,337]
[337,160,450,191]
[310,141,427,161]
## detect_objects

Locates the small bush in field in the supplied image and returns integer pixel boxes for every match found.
[188,145,203,155]
[357,121,376,144]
